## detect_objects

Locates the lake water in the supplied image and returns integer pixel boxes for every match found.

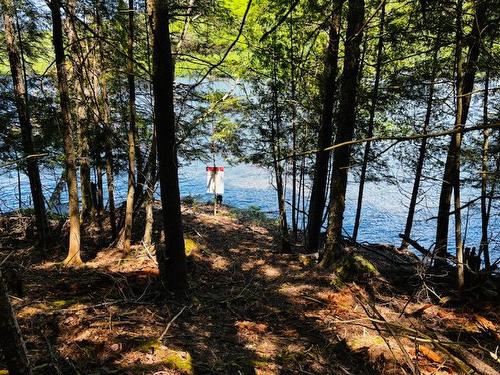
[1,160,498,263]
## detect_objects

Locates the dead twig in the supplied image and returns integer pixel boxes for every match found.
[159,306,188,341]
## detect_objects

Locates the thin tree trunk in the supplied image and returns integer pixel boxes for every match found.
[320,0,365,268]
[95,0,117,238]
[143,137,157,246]
[49,0,82,265]
[48,171,65,213]
[306,1,343,252]
[143,0,156,247]
[1,0,49,249]
[104,137,117,238]
[0,269,32,375]
[352,1,385,242]
[453,11,465,290]
[96,153,104,214]
[272,33,291,253]
[123,0,137,253]
[151,0,187,291]
[289,8,298,240]
[66,0,93,222]
[454,153,464,294]
[400,44,439,249]
[434,0,486,267]
[479,71,490,270]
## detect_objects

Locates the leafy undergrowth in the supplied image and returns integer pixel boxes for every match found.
[0,204,499,374]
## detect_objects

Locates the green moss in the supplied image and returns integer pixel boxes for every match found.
[332,254,379,285]
[135,341,193,373]
[163,351,193,374]
[249,359,271,368]
[49,299,76,309]
[136,339,162,353]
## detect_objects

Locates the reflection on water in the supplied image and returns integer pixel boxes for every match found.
[0,161,498,260]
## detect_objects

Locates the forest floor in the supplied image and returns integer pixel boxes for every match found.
[0,201,499,375]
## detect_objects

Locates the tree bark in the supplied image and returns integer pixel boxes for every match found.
[434,0,486,268]
[2,0,49,249]
[479,71,490,270]
[271,33,291,253]
[143,136,157,247]
[0,269,32,375]
[66,0,93,222]
[400,43,439,249]
[289,9,298,240]
[151,0,188,291]
[306,1,343,252]
[123,0,137,253]
[96,0,117,238]
[352,1,385,242]
[49,0,82,265]
[320,0,365,268]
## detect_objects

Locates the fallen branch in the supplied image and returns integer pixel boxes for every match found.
[398,234,431,257]
[159,306,188,341]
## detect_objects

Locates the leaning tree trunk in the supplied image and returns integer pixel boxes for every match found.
[352,1,385,242]
[434,0,486,267]
[400,43,439,249]
[320,0,365,268]
[151,0,187,291]
[306,0,343,252]
[0,269,32,375]
[49,0,82,265]
[1,0,49,249]
[122,0,137,253]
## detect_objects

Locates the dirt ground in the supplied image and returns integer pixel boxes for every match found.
[0,202,499,374]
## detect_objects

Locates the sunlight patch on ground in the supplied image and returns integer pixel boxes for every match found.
[258,264,282,279]
[278,282,314,297]
[211,254,230,270]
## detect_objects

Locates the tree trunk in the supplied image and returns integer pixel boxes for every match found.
[104,136,117,238]
[352,1,385,242]
[320,0,365,268]
[454,153,464,294]
[400,44,439,249]
[434,0,486,267]
[96,155,104,214]
[0,269,32,375]
[306,1,343,252]
[271,33,291,253]
[123,0,137,253]
[96,0,117,238]
[66,0,93,222]
[143,135,157,247]
[1,0,48,249]
[151,0,188,291]
[479,71,490,270]
[1,0,49,249]
[271,141,290,253]
[289,8,298,240]
[49,0,82,265]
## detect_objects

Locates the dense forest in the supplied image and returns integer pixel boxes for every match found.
[0,0,499,373]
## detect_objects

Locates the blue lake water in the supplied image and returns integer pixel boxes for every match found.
[0,160,498,262]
